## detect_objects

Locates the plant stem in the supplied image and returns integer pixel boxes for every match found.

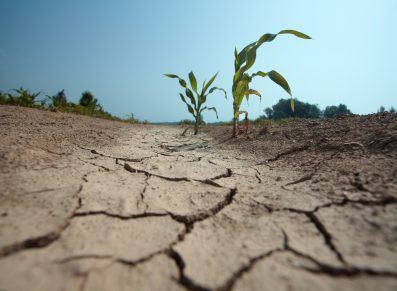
[233,104,238,138]
[195,116,198,135]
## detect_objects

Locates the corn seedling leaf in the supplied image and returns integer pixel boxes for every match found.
[188,71,198,94]
[237,42,256,68]
[202,121,207,128]
[185,88,197,109]
[179,93,195,116]
[267,70,292,96]
[291,98,295,112]
[242,44,260,72]
[208,87,227,99]
[257,33,278,45]
[179,93,187,103]
[202,72,219,95]
[278,30,312,39]
[234,47,239,64]
[202,80,206,91]
[201,106,219,119]
[251,71,267,78]
[181,127,193,136]
[234,67,244,82]
[11,89,22,94]
[245,89,262,103]
[164,74,187,88]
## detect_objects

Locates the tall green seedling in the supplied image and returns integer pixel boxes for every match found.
[164,71,227,135]
[232,30,312,137]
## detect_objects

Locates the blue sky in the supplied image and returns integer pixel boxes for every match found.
[1,0,396,122]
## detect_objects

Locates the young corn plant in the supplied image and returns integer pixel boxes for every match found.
[232,30,312,137]
[164,71,226,135]
[7,87,43,108]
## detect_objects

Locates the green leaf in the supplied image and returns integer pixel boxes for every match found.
[246,89,262,103]
[234,67,244,82]
[200,106,218,119]
[234,111,246,119]
[291,98,294,112]
[188,71,198,94]
[179,93,195,116]
[164,74,187,88]
[237,42,256,68]
[239,73,253,85]
[202,80,206,91]
[179,93,187,103]
[234,81,249,107]
[278,30,312,39]
[243,43,261,72]
[267,70,292,96]
[187,103,195,115]
[246,89,261,97]
[181,127,193,136]
[257,33,278,45]
[185,88,197,109]
[208,87,227,99]
[251,71,267,78]
[202,121,207,128]
[202,72,218,95]
[234,47,239,64]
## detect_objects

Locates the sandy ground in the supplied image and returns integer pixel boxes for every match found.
[0,105,397,291]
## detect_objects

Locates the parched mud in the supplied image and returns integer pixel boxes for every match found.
[0,105,397,291]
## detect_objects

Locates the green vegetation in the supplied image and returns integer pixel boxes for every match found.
[2,87,44,108]
[177,114,204,126]
[231,30,312,137]
[0,88,147,124]
[323,104,352,118]
[164,71,226,134]
[123,113,140,123]
[260,99,353,120]
[177,119,195,125]
[377,105,396,114]
[212,116,298,127]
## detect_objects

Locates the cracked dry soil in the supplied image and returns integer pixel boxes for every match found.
[0,105,397,291]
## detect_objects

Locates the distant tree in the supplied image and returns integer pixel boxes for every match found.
[55,89,67,105]
[274,111,287,120]
[323,106,339,118]
[389,106,396,113]
[263,107,274,120]
[377,106,386,113]
[79,90,98,108]
[178,119,195,125]
[322,103,352,118]
[337,103,352,115]
[270,98,321,119]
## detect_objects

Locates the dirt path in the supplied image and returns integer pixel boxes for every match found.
[1,105,397,291]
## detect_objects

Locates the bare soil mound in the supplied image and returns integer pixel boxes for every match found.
[1,105,396,291]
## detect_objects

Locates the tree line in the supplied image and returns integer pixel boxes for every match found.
[260,98,395,120]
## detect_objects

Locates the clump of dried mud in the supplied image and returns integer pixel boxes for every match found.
[0,105,396,291]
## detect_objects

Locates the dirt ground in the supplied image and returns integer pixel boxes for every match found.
[1,105,397,291]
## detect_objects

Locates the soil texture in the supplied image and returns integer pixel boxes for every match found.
[1,105,397,291]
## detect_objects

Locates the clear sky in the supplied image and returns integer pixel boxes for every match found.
[1,0,396,123]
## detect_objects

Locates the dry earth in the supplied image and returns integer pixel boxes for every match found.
[1,105,397,291]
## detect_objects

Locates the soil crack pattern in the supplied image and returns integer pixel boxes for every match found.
[1,106,397,290]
